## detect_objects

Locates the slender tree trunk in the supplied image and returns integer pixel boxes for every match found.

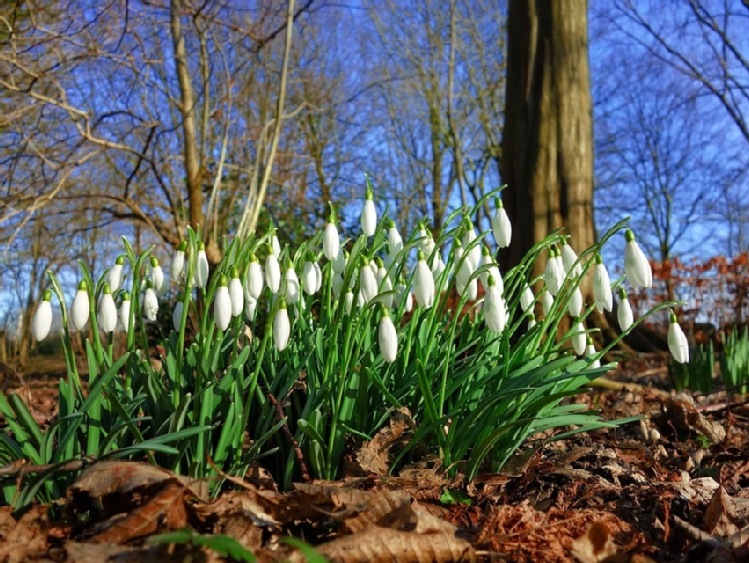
[501,0,595,289]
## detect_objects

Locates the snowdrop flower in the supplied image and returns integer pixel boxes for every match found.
[571,321,586,356]
[214,275,232,331]
[228,266,243,317]
[396,282,413,313]
[616,287,634,332]
[323,206,340,261]
[302,259,319,296]
[171,241,187,281]
[414,250,435,309]
[462,219,482,276]
[283,261,300,304]
[361,186,377,237]
[108,255,126,293]
[593,254,613,313]
[98,283,118,333]
[586,337,601,369]
[431,251,446,279]
[265,245,281,294]
[149,256,165,295]
[119,292,131,332]
[71,280,90,331]
[273,298,290,351]
[331,272,345,297]
[244,295,258,322]
[32,290,53,342]
[520,283,535,313]
[484,276,508,333]
[418,222,436,257]
[479,245,502,293]
[568,286,583,317]
[344,290,354,315]
[173,298,184,332]
[359,257,377,303]
[544,248,564,296]
[541,288,554,317]
[245,252,264,300]
[560,240,582,278]
[455,239,478,300]
[624,229,652,289]
[196,242,209,289]
[269,228,281,257]
[387,219,404,257]
[332,248,347,275]
[378,306,398,363]
[668,311,689,364]
[143,283,159,322]
[313,262,323,293]
[375,259,394,308]
[491,197,512,248]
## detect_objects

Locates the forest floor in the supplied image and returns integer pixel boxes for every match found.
[1,353,748,563]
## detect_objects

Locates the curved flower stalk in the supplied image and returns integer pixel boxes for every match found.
[171,240,187,281]
[378,306,398,363]
[71,280,90,330]
[624,229,652,289]
[273,298,290,351]
[214,275,232,331]
[32,290,53,342]
[195,242,209,289]
[108,255,126,293]
[491,197,512,248]
[228,267,244,317]
[98,284,118,333]
[616,287,634,332]
[593,254,613,313]
[668,312,689,364]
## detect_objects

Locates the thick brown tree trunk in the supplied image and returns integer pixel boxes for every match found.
[501,0,595,287]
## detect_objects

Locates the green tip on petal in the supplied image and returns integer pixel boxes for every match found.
[594,253,603,265]
[150,256,159,267]
[417,250,426,261]
[482,245,491,256]
[219,274,229,286]
[669,311,678,324]
[198,241,206,250]
[229,265,238,278]
[497,198,504,209]
[77,280,88,291]
[178,240,187,251]
[625,229,635,243]
[586,336,594,345]
[386,218,395,229]
[249,251,258,262]
[618,287,627,299]
[121,291,130,301]
[102,283,112,294]
[327,202,337,223]
[375,257,384,268]
[277,297,287,309]
[115,255,126,265]
[42,289,53,302]
[381,305,390,317]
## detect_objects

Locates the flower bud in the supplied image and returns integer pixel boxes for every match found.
[624,229,652,289]
[108,255,126,293]
[171,241,187,281]
[323,207,340,261]
[668,311,689,364]
[273,299,290,351]
[71,280,90,331]
[228,266,243,317]
[491,198,512,248]
[361,187,377,237]
[119,292,131,332]
[98,283,118,333]
[32,290,53,342]
[617,287,633,332]
[246,253,264,299]
[593,254,613,313]
[378,307,398,363]
[414,250,435,309]
[196,242,209,289]
[214,275,232,331]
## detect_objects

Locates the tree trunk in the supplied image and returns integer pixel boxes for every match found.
[501,0,595,287]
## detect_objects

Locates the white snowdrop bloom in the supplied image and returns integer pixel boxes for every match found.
[32,290,53,342]
[617,287,634,332]
[214,276,232,331]
[196,243,209,289]
[568,286,583,317]
[520,283,535,313]
[455,240,477,298]
[344,290,354,315]
[331,272,345,297]
[270,229,281,257]
[108,255,126,293]
[302,260,318,295]
[376,263,394,308]
[98,284,118,333]
[396,282,413,313]
[668,312,689,364]
[462,220,482,276]
[491,198,512,248]
[143,285,159,322]
[172,300,184,332]
[359,258,377,303]
[586,337,601,369]
[313,262,323,293]
[414,251,435,309]
[361,188,377,237]
[272,299,290,351]
[571,321,587,356]
[265,249,281,294]
[624,229,652,289]
[484,277,508,333]
[284,263,300,305]
[479,246,502,293]
[71,281,90,331]
[541,288,554,317]
[332,248,347,275]
[560,240,582,278]
[431,252,446,279]
[593,254,613,313]
[228,268,244,317]
[378,307,398,363]
[323,212,340,261]
[149,256,165,295]
[171,241,186,281]
[245,253,264,300]
[244,296,258,322]
[387,219,404,257]
[119,292,131,332]
[544,248,565,296]
[418,223,436,257]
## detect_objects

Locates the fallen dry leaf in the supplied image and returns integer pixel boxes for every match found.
[571,521,618,563]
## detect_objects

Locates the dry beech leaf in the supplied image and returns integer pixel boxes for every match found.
[0,506,51,563]
[571,521,618,563]
[704,486,741,537]
[345,407,414,477]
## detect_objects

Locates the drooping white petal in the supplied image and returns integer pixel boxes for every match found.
[544,249,564,296]
[71,283,90,331]
[593,257,613,313]
[108,258,125,293]
[196,245,209,289]
[377,265,394,308]
[98,288,118,333]
[623,229,652,289]
[143,287,159,322]
[568,286,583,317]
[229,276,244,317]
[361,199,377,237]
[668,313,689,364]
[246,257,264,299]
[484,281,508,333]
[270,231,281,257]
[302,261,318,295]
[32,296,53,342]
[561,242,582,278]
[414,253,435,309]
[378,310,398,363]
[119,295,131,332]
[571,321,587,356]
[171,242,186,281]
[541,288,554,317]
[214,280,232,331]
[323,221,340,261]
[284,264,300,304]
[586,338,601,369]
[265,253,281,294]
[344,290,354,315]
[491,199,512,248]
[313,262,323,293]
[617,289,634,332]
[479,248,502,294]
[388,222,404,256]
[273,302,290,351]
[244,296,258,322]
[520,283,535,313]
[173,300,184,332]
[150,257,165,295]
[462,222,482,276]
[396,282,413,313]
[359,259,377,303]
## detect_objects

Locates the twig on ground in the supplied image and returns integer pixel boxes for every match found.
[267,392,312,483]
[0,457,94,478]
[587,377,671,398]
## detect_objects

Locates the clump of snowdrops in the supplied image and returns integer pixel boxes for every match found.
[2,185,686,510]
